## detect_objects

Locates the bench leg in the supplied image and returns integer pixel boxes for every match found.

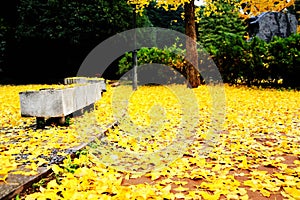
[43,116,68,127]
[58,116,66,125]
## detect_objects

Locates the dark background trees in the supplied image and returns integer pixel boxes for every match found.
[0,0,299,88]
[0,0,151,84]
[146,2,185,33]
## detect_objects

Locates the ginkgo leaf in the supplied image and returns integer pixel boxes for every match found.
[198,191,220,200]
[284,187,300,199]
[260,189,271,197]
[0,174,8,183]
[51,164,63,175]
[173,185,189,192]
[145,171,161,181]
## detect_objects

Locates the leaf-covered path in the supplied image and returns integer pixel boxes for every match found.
[1,84,299,199]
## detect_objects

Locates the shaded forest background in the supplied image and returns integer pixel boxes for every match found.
[0,0,156,83]
[0,0,299,87]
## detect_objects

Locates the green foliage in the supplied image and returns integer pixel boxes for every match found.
[32,178,47,188]
[197,0,247,53]
[64,116,71,126]
[196,0,247,83]
[196,0,300,87]
[118,33,300,87]
[208,33,300,87]
[61,155,79,173]
[3,0,151,81]
[243,37,270,83]
[118,46,187,83]
[16,0,150,43]
[145,2,184,33]
[76,148,88,156]
[210,33,247,83]
[268,34,300,87]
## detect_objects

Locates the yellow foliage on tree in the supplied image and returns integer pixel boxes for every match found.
[127,0,191,11]
[296,0,300,32]
[239,0,296,19]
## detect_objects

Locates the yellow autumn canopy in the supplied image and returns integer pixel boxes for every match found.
[239,0,295,18]
[127,0,192,11]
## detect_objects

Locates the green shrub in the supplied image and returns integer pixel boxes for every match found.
[118,35,300,88]
[268,34,300,87]
[118,46,187,84]
[196,0,299,88]
[209,34,300,87]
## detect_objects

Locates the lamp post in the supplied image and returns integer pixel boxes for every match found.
[132,4,138,91]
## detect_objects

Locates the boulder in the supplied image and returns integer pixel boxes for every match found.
[248,11,297,42]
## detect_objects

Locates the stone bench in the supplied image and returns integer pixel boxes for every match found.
[19,77,105,128]
[64,77,106,92]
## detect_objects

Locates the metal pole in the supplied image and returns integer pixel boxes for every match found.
[132,4,138,91]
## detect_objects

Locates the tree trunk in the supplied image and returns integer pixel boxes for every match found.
[184,1,201,88]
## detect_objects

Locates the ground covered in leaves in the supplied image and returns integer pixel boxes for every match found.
[0,83,300,200]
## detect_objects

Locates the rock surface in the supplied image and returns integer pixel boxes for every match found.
[248,11,297,42]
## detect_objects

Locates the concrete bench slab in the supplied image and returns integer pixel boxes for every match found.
[64,77,106,92]
[20,84,102,118]
[19,77,105,128]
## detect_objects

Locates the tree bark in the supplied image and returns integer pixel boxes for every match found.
[184,1,201,88]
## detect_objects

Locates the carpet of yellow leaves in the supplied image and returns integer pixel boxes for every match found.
[1,84,300,199]
[0,85,82,180]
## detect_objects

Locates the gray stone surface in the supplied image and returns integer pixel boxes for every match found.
[19,89,65,117]
[0,166,49,200]
[248,11,297,42]
[19,83,102,118]
[64,77,88,84]
[62,87,75,115]
[64,77,106,92]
